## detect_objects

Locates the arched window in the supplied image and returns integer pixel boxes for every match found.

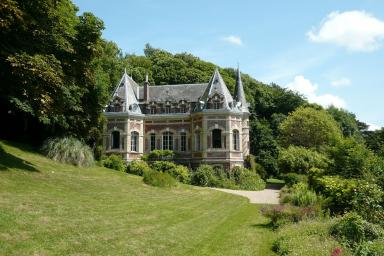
[111,131,120,149]
[180,132,187,152]
[131,131,139,152]
[212,129,222,148]
[162,132,173,150]
[233,130,240,151]
[194,131,201,151]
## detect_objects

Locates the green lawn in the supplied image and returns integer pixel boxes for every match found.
[0,141,276,255]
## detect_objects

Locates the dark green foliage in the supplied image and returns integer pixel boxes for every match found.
[0,0,106,144]
[191,165,265,190]
[42,137,94,167]
[355,240,384,256]
[127,160,151,176]
[279,107,342,149]
[327,106,361,138]
[143,170,176,188]
[250,119,280,176]
[280,173,307,187]
[313,176,384,224]
[190,165,216,187]
[245,154,267,179]
[364,128,384,157]
[288,183,319,207]
[278,146,330,174]
[330,212,383,247]
[142,150,174,161]
[329,137,383,179]
[102,154,126,172]
[151,161,190,183]
[230,166,266,190]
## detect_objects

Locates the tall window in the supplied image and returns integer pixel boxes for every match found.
[233,130,240,151]
[162,132,173,150]
[131,131,139,152]
[112,131,120,149]
[212,129,222,148]
[195,131,201,151]
[180,132,187,152]
[165,106,171,114]
[180,105,186,113]
[150,133,156,151]
[150,106,156,114]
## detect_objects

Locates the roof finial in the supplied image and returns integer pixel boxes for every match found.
[145,72,149,83]
[124,67,127,75]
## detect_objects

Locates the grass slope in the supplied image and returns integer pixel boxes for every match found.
[0,141,276,256]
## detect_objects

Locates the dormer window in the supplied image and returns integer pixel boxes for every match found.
[213,100,221,109]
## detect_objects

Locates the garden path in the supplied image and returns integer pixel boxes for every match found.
[212,186,280,204]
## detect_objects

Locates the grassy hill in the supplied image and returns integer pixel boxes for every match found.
[0,140,276,255]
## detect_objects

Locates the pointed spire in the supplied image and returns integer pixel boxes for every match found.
[234,66,248,112]
[200,69,234,110]
[108,71,142,114]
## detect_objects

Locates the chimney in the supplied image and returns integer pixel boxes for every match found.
[144,72,149,102]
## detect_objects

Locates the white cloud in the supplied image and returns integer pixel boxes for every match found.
[307,10,384,51]
[367,123,382,131]
[286,75,346,108]
[221,35,243,46]
[331,78,351,87]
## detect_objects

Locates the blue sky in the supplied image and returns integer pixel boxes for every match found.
[74,0,384,129]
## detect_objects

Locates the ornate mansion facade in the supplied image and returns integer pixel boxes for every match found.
[103,68,250,169]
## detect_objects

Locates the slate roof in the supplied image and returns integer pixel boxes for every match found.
[107,69,249,114]
[138,83,207,102]
[111,73,142,114]
[234,68,249,112]
[200,69,234,109]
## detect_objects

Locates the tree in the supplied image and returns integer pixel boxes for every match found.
[327,106,361,138]
[279,107,342,150]
[0,0,106,145]
[250,119,280,176]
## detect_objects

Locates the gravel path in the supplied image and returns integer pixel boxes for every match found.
[213,187,280,205]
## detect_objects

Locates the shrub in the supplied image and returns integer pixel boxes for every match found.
[313,176,384,224]
[272,219,348,256]
[151,161,190,183]
[127,160,151,176]
[167,164,190,183]
[151,161,177,172]
[42,137,94,167]
[142,150,174,161]
[330,212,383,247]
[329,137,377,178]
[355,239,384,256]
[278,145,330,174]
[280,173,307,187]
[289,183,319,207]
[231,166,266,191]
[102,154,126,172]
[261,204,321,229]
[190,165,217,187]
[245,154,267,179]
[312,175,356,214]
[143,170,176,188]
